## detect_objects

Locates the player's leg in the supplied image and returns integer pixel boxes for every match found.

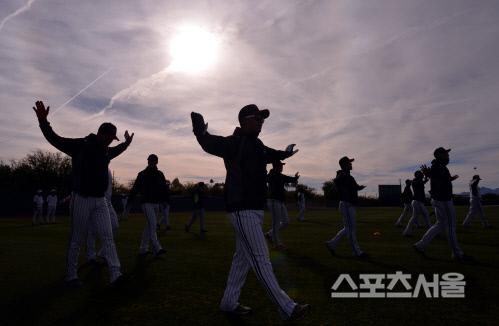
[66,194,91,281]
[420,203,431,227]
[395,204,410,226]
[186,209,198,231]
[344,203,363,256]
[462,201,474,227]
[86,217,97,262]
[220,227,251,312]
[326,201,347,250]
[231,210,297,317]
[414,200,444,251]
[476,202,490,227]
[199,208,206,232]
[279,202,289,231]
[443,201,464,259]
[94,197,122,282]
[269,199,282,245]
[403,201,419,236]
[141,203,163,254]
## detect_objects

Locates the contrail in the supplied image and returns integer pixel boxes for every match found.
[52,68,112,115]
[0,0,36,32]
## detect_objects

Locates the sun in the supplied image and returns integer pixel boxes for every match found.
[169,26,219,74]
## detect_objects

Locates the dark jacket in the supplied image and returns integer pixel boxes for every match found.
[39,120,128,197]
[470,179,479,198]
[195,128,291,212]
[267,170,298,202]
[129,166,169,204]
[334,170,363,205]
[429,159,453,201]
[412,178,428,202]
[401,185,413,204]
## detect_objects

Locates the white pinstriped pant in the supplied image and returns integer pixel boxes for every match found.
[403,200,430,235]
[68,194,121,282]
[140,203,163,254]
[266,199,289,245]
[395,203,414,226]
[327,201,363,256]
[158,202,171,227]
[46,205,57,223]
[415,200,464,258]
[463,198,489,227]
[87,199,119,261]
[33,206,43,224]
[187,208,206,231]
[297,198,305,221]
[220,210,296,317]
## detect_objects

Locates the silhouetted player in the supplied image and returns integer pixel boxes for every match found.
[128,154,167,257]
[185,182,207,233]
[463,175,491,228]
[264,161,299,250]
[191,104,310,320]
[326,156,368,259]
[413,147,471,261]
[395,179,414,227]
[403,170,431,236]
[33,100,133,287]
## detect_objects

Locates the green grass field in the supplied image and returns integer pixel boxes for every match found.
[1,206,498,326]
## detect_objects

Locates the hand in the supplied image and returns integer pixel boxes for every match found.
[191,112,208,136]
[452,175,459,180]
[420,164,430,177]
[359,185,366,190]
[295,172,300,179]
[124,130,134,145]
[32,100,50,121]
[285,144,299,156]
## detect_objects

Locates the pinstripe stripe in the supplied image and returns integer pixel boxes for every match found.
[234,211,290,312]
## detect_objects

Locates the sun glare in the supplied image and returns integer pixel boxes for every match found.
[169,26,219,74]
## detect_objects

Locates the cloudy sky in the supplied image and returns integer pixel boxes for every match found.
[1,0,498,195]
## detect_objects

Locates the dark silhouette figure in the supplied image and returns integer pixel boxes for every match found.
[402,171,432,236]
[264,161,299,250]
[414,147,471,261]
[128,154,168,257]
[395,179,414,227]
[185,182,207,233]
[33,100,133,287]
[463,175,491,228]
[190,104,310,320]
[325,156,368,259]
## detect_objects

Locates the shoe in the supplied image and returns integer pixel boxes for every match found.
[110,274,128,288]
[413,244,426,257]
[223,304,252,315]
[65,278,83,288]
[138,250,151,258]
[325,243,335,256]
[264,232,273,242]
[155,248,166,257]
[286,303,311,321]
[452,254,475,263]
[356,252,370,260]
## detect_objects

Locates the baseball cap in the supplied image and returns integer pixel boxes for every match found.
[147,154,158,162]
[238,104,270,123]
[472,174,481,180]
[339,156,354,167]
[433,147,451,157]
[98,122,119,141]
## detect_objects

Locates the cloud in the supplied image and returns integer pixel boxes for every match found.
[2,0,499,195]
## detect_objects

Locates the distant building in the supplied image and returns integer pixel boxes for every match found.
[378,185,401,205]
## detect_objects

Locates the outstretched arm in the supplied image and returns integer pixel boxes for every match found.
[33,101,83,156]
[109,130,134,159]
[191,112,234,158]
[263,144,298,163]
